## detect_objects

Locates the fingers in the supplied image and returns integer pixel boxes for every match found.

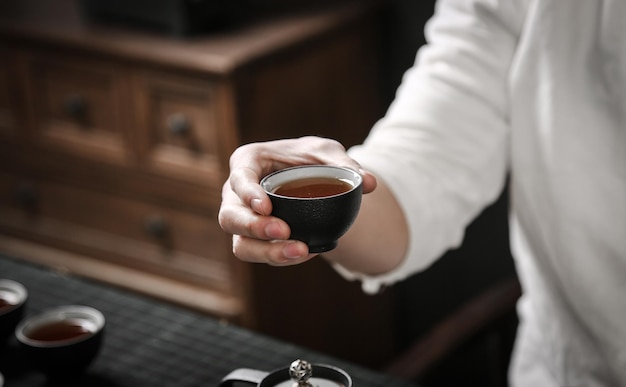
[218,181,289,240]
[232,235,315,266]
[219,179,314,266]
[228,167,272,216]
[220,192,317,265]
[360,169,378,194]
[229,137,377,197]
[230,136,358,175]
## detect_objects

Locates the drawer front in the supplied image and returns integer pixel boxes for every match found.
[134,71,223,185]
[0,48,17,137]
[0,172,233,293]
[23,52,133,165]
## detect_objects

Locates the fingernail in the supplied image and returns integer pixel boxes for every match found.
[283,242,305,259]
[265,222,285,239]
[251,198,264,214]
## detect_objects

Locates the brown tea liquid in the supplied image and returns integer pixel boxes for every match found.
[273,177,352,198]
[27,320,92,342]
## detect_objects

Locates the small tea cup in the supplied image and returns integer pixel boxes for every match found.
[260,165,363,253]
[15,305,105,380]
[0,279,28,346]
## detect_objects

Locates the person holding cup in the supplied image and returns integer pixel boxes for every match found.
[218,1,626,386]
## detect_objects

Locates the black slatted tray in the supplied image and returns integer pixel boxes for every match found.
[0,255,416,387]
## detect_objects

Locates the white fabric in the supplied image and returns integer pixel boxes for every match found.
[336,0,626,385]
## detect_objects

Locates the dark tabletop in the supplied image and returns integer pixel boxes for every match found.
[0,254,416,387]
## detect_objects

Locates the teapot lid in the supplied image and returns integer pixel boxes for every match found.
[263,359,351,387]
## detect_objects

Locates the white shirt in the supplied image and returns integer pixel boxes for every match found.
[339,1,626,385]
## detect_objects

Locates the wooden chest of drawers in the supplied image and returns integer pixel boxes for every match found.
[0,0,399,367]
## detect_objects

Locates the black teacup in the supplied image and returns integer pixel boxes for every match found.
[0,279,28,346]
[261,165,363,253]
[15,305,105,380]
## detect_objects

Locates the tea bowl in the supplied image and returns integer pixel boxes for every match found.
[15,305,105,380]
[0,279,28,346]
[260,165,363,253]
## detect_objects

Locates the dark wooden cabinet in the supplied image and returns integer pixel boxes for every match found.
[0,0,398,367]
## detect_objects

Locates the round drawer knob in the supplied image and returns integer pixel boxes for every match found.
[166,113,190,136]
[64,94,87,120]
[144,215,169,239]
[14,182,39,209]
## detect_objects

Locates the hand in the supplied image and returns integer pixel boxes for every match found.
[218,136,377,266]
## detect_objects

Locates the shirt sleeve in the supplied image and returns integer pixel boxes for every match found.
[333,0,526,293]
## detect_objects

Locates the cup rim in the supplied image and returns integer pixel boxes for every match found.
[260,165,362,200]
[0,279,28,316]
[15,305,105,348]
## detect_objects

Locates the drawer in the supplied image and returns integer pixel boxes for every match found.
[0,172,234,293]
[22,52,133,165]
[0,48,17,137]
[133,71,224,185]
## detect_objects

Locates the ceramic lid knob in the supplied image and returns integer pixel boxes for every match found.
[289,359,313,386]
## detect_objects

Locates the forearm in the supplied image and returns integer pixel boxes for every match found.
[323,177,409,275]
